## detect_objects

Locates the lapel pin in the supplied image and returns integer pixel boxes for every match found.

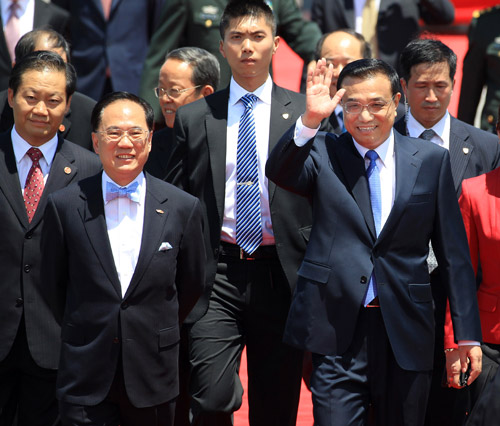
[282,113,290,120]
[156,209,164,214]
[463,147,470,155]
[64,167,71,174]
[59,124,65,132]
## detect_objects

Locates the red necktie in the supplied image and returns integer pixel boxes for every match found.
[101,0,112,20]
[4,0,20,62]
[23,148,45,223]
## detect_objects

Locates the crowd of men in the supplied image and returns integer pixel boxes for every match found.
[0,0,499,426]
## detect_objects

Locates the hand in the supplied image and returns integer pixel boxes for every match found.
[302,58,346,129]
[445,345,482,388]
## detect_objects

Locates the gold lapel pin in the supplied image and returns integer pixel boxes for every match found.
[463,147,470,155]
[64,167,71,174]
[282,113,290,120]
[156,209,164,214]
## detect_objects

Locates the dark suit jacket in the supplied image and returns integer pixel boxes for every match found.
[166,84,313,323]
[0,89,96,151]
[139,0,322,123]
[145,126,175,180]
[311,0,455,72]
[53,0,164,100]
[266,128,482,372]
[43,172,205,407]
[394,116,500,197]
[0,0,70,90]
[0,132,101,370]
[457,5,500,132]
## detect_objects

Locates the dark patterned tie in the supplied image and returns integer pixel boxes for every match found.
[23,148,44,223]
[236,93,262,255]
[419,129,438,272]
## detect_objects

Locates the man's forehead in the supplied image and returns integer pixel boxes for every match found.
[226,15,272,33]
[410,61,451,81]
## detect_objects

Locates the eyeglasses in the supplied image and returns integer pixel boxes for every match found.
[342,95,396,115]
[154,86,201,99]
[95,127,149,143]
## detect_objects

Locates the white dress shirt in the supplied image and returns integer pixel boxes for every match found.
[222,75,275,246]
[406,109,451,151]
[354,0,381,34]
[1,0,34,38]
[11,126,57,192]
[102,171,146,297]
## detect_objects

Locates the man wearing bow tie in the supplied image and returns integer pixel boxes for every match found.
[42,91,206,426]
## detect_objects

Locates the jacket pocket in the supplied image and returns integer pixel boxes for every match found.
[158,325,180,349]
[297,261,331,284]
[478,290,497,313]
[408,283,432,303]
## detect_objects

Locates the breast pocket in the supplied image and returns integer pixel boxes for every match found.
[408,193,432,204]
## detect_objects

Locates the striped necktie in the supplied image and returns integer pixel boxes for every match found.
[236,93,262,255]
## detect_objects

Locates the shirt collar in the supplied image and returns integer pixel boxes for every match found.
[352,129,394,169]
[228,75,273,107]
[102,170,146,205]
[11,126,58,167]
[406,109,449,140]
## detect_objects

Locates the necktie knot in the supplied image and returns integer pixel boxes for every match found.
[241,93,258,111]
[26,147,43,163]
[419,129,436,141]
[9,0,20,17]
[105,181,140,203]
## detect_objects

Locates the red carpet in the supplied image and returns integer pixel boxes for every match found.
[234,348,314,426]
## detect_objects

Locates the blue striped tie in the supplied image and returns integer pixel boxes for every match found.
[363,150,381,306]
[236,93,262,255]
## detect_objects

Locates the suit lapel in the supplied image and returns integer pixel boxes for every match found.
[206,89,229,227]
[0,135,29,227]
[268,85,296,202]
[79,173,122,297]
[449,117,474,194]
[377,133,421,244]
[125,175,169,298]
[334,133,377,239]
[30,136,80,227]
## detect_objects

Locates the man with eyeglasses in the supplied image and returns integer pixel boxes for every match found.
[41,91,205,426]
[146,47,219,181]
[266,58,482,426]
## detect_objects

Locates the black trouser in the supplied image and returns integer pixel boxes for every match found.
[188,248,303,426]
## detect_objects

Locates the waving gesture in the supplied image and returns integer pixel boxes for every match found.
[302,58,346,129]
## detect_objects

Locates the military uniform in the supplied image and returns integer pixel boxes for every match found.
[458,5,500,133]
[138,0,322,122]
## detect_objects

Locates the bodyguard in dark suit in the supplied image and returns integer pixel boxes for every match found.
[395,38,500,426]
[310,0,455,74]
[165,1,312,424]
[139,0,322,124]
[0,29,96,150]
[0,0,69,90]
[266,58,482,426]
[43,92,205,426]
[146,47,219,181]
[457,5,500,133]
[52,0,164,100]
[0,51,100,426]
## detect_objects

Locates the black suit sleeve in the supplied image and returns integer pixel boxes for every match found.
[176,197,206,323]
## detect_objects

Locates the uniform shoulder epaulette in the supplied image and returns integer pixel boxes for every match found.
[472,5,500,19]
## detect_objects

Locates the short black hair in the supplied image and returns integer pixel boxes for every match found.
[91,92,155,132]
[315,29,372,61]
[165,47,220,92]
[399,38,456,83]
[337,58,400,96]
[220,0,276,39]
[15,29,71,63]
[9,50,76,100]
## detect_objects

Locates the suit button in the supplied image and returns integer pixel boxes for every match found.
[121,301,129,309]
[360,276,367,284]
[25,232,33,239]
[23,265,31,273]
[113,337,119,344]
[15,298,23,307]
[214,248,219,257]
